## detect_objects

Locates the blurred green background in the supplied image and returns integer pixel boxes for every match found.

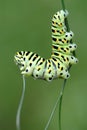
[0,0,87,130]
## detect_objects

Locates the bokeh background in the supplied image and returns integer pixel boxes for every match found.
[0,0,87,130]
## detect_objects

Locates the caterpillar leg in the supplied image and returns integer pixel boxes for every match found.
[43,59,56,81]
[51,51,78,67]
[33,57,46,79]
[51,58,70,79]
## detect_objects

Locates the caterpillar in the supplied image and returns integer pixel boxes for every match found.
[14,10,78,82]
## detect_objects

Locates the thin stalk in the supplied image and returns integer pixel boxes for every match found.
[58,0,68,129]
[61,0,65,10]
[61,0,70,32]
[44,1,69,130]
[16,75,26,130]
[59,79,67,130]
[59,0,77,127]
[44,0,77,129]
[44,80,66,130]
[58,0,74,129]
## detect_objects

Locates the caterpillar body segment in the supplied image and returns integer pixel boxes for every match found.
[52,43,77,54]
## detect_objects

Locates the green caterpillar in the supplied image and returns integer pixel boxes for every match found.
[14,10,78,82]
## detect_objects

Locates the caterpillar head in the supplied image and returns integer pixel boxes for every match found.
[14,51,27,71]
[14,51,40,76]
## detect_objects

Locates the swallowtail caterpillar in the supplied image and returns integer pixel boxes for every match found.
[14,10,78,82]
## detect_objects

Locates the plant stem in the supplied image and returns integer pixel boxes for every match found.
[16,75,26,130]
[59,79,67,130]
[61,0,70,32]
[61,0,66,10]
[44,0,77,130]
[44,1,69,130]
[58,0,69,129]
[44,80,66,130]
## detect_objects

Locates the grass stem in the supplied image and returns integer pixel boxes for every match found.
[16,75,26,130]
[44,0,72,130]
[44,81,66,130]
